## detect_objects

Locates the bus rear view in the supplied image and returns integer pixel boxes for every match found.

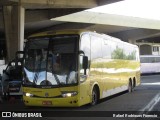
[140,55,160,75]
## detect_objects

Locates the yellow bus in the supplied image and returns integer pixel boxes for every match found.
[22,29,140,107]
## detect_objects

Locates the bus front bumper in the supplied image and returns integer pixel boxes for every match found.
[23,96,80,107]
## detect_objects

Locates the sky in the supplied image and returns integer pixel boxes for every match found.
[86,0,160,21]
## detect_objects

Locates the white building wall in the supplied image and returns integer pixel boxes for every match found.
[136,42,160,55]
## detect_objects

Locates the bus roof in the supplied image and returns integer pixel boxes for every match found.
[140,55,160,57]
[28,29,138,48]
[28,29,90,38]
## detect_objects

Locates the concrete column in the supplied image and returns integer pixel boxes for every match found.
[3,5,25,62]
[128,39,136,44]
[3,6,14,62]
[18,5,25,51]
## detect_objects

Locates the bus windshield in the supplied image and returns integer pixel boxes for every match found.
[24,35,78,86]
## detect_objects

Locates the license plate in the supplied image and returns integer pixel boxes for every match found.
[42,101,52,105]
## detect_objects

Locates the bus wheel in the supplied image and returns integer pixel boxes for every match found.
[91,87,98,105]
[128,80,132,93]
[132,78,136,91]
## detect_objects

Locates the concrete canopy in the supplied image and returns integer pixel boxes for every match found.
[1,0,160,61]
[52,11,160,30]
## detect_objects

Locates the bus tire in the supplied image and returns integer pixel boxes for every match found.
[128,80,132,93]
[132,78,136,91]
[91,87,98,106]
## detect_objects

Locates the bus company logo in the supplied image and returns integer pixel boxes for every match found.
[2,112,11,117]
[45,92,49,97]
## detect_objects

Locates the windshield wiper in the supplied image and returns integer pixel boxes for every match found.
[51,69,61,85]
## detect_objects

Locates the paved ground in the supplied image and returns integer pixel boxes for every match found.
[1,74,160,120]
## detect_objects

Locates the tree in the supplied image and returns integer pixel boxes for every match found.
[111,47,126,59]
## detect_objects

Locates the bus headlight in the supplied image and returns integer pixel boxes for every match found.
[24,92,34,97]
[61,91,78,98]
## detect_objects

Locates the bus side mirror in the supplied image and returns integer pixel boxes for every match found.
[79,50,85,55]
[83,56,88,69]
[14,51,25,68]
[83,56,88,75]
